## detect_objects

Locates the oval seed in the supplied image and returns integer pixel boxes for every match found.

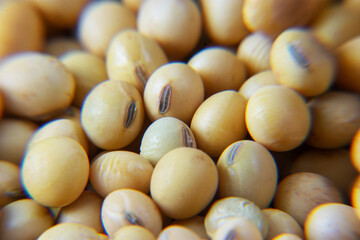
[288,43,309,69]
[227,142,243,165]
[182,126,195,148]
[158,84,172,114]
[125,211,143,226]
[124,100,137,128]
[135,62,149,87]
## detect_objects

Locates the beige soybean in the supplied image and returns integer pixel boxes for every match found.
[137,0,201,60]
[101,188,162,236]
[60,50,108,107]
[311,4,360,50]
[106,29,168,94]
[90,150,153,197]
[158,225,202,240]
[290,148,358,194]
[31,0,89,29]
[242,0,329,37]
[306,91,360,149]
[57,190,104,233]
[270,28,336,97]
[0,160,23,207]
[0,52,75,121]
[245,85,311,152]
[0,1,44,59]
[77,1,136,57]
[143,63,204,124]
[140,117,196,166]
[217,140,278,209]
[200,0,249,46]
[0,118,37,164]
[27,118,88,153]
[204,197,269,239]
[151,147,218,219]
[0,198,54,240]
[191,90,247,157]
[335,35,360,93]
[212,217,263,240]
[304,203,360,240]
[21,137,90,208]
[111,225,156,240]
[38,222,106,240]
[236,32,273,76]
[238,70,278,101]
[262,208,304,240]
[44,37,83,57]
[188,47,247,98]
[172,216,209,240]
[81,80,144,150]
[274,172,343,226]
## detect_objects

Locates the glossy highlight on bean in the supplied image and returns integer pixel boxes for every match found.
[124,100,137,128]
[288,43,309,69]
[182,126,195,148]
[135,62,149,87]
[227,142,243,165]
[158,84,172,114]
[125,211,143,226]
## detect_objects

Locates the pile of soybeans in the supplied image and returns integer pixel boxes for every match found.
[0,0,360,239]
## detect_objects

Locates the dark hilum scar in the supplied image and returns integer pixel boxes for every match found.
[124,100,137,128]
[135,62,149,88]
[288,43,310,69]
[125,211,143,226]
[182,126,195,147]
[158,84,172,114]
[227,142,243,165]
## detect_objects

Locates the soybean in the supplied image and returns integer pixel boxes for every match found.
[81,80,144,150]
[245,85,311,152]
[101,188,162,236]
[89,150,153,197]
[143,63,204,124]
[137,0,201,60]
[190,90,247,157]
[106,29,168,94]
